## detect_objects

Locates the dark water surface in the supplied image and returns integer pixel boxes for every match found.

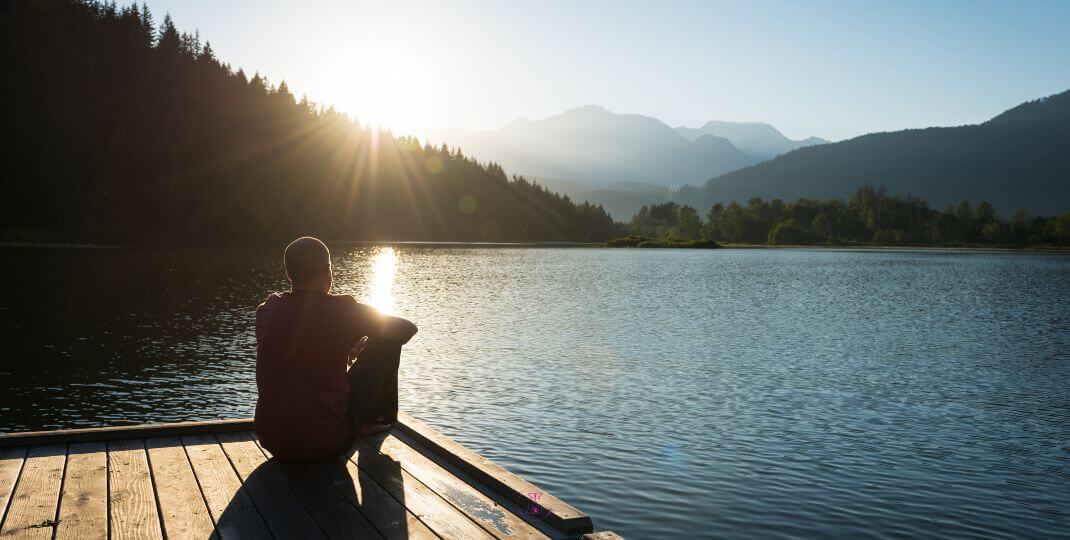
[3,246,1069,538]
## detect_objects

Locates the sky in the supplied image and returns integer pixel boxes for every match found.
[146,0,1070,141]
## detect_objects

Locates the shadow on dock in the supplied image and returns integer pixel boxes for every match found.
[218,434,408,538]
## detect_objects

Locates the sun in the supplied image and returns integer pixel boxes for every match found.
[323,41,438,136]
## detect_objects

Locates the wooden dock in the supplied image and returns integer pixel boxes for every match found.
[0,413,620,539]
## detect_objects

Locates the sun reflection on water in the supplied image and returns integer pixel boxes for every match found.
[367,247,398,315]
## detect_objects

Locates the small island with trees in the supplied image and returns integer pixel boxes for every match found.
[605,236,722,248]
[606,185,1070,249]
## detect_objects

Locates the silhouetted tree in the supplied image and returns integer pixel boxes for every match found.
[156,13,179,55]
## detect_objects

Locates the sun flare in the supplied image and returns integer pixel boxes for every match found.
[367,247,399,315]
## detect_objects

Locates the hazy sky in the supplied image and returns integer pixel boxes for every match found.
[147,0,1069,141]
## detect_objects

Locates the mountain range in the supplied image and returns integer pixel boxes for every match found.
[432,91,1070,219]
[426,105,824,189]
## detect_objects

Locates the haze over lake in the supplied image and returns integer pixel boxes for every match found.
[3,245,1068,538]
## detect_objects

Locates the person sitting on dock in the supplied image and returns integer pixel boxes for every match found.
[253,236,418,462]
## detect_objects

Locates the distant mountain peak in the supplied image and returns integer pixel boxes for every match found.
[675,120,825,159]
[502,104,640,132]
[431,104,756,186]
[569,104,610,113]
[699,120,782,134]
[692,133,739,149]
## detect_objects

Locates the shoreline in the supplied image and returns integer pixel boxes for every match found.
[3,236,1068,253]
[4,240,1069,253]
[0,240,605,249]
[718,242,1070,253]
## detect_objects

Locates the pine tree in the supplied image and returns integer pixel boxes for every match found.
[249,71,267,95]
[139,3,154,45]
[272,80,295,107]
[156,13,180,55]
[197,41,216,64]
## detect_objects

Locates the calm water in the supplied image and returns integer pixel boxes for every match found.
[2,246,1069,538]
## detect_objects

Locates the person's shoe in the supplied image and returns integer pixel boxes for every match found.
[358,423,391,437]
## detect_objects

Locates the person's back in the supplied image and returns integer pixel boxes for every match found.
[255,290,377,460]
[254,237,416,462]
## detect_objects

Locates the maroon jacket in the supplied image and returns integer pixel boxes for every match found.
[253,291,381,461]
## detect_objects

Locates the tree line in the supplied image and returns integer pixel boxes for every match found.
[2,0,622,245]
[628,186,1070,246]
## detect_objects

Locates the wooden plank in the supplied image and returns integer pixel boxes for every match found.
[55,441,107,540]
[0,447,27,530]
[396,412,592,535]
[375,433,550,539]
[252,439,383,539]
[181,434,271,540]
[344,438,497,540]
[0,419,254,448]
[144,437,217,540]
[309,453,438,540]
[108,438,163,540]
[213,432,325,539]
[2,418,599,537]
[0,444,65,539]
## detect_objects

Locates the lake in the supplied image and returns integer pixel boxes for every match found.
[2,245,1069,538]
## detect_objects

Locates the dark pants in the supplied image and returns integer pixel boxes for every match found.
[346,340,401,430]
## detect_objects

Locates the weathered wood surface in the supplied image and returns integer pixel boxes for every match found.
[108,438,162,540]
[55,441,107,540]
[0,444,65,540]
[0,447,27,533]
[0,417,604,539]
[144,437,217,540]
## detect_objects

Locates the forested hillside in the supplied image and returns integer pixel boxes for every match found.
[1,0,621,244]
[699,91,1070,216]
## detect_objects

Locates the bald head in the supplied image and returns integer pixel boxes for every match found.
[284,237,331,290]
